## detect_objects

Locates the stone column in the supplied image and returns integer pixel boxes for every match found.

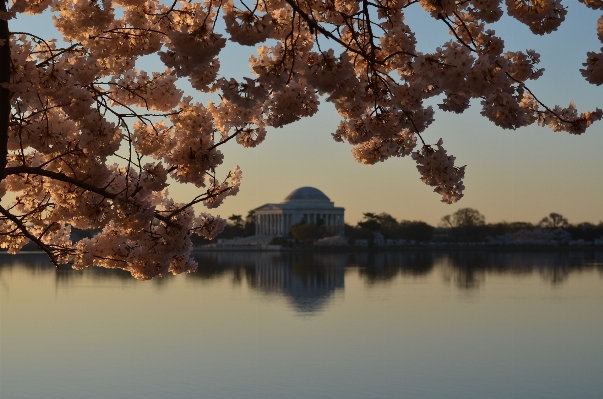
[283,213,287,234]
[280,213,284,235]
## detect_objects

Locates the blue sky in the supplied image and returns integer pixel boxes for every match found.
[10,2,603,226]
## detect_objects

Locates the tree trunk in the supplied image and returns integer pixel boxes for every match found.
[0,1,10,180]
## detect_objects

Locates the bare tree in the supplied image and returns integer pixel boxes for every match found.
[539,213,569,228]
[441,208,486,228]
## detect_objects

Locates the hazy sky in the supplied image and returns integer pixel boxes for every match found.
[10,2,603,226]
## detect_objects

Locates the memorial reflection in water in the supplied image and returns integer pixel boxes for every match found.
[191,252,347,313]
[190,249,603,292]
[4,249,600,314]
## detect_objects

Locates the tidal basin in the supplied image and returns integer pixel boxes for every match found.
[1,249,602,399]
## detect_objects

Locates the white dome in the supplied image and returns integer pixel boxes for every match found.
[283,187,330,203]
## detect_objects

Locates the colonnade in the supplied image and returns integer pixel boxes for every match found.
[256,212,344,236]
[256,213,291,236]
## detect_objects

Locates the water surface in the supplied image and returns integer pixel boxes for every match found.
[1,250,602,399]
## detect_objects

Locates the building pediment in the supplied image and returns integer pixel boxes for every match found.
[254,204,285,212]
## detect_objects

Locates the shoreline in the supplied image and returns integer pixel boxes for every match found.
[3,245,603,256]
[191,244,603,253]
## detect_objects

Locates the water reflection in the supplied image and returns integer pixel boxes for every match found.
[438,250,603,289]
[1,249,602,312]
[350,251,436,282]
[188,252,345,313]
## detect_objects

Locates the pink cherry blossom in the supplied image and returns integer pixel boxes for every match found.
[0,0,601,279]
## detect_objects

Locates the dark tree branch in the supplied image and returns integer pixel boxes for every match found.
[36,43,81,68]
[5,166,119,199]
[0,204,60,267]
[3,165,229,231]
[207,128,242,151]
[283,0,383,66]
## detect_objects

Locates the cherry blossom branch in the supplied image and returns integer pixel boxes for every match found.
[0,205,61,267]
[38,144,84,169]
[162,185,234,219]
[36,43,82,68]
[5,166,119,199]
[498,65,576,124]
[3,166,228,228]
[438,13,476,53]
[1,0,599,280]
[438,11,578,126]
[283,0,384,65]
[6,165,174,229]
[452,11,478,48]
[207,128,241,150]
[93,27,169,39]
[10,32,60,65]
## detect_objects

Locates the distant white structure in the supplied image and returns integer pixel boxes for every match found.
[254,187,345,236]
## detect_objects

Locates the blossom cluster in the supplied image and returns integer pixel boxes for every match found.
[1,0,601,279]
[580,15,603,85]
[412,139,466,204]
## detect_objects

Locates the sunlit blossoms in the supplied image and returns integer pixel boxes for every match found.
[580,15,603,85]
[0,0,601,279]
[412,139,466,204]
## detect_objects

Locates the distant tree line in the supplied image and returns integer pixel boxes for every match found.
[190,208,603,246]
[345,213,434,244]
[15,208,600,252]
[435,209,603,245]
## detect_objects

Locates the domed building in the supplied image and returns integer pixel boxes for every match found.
[254,187,345,236]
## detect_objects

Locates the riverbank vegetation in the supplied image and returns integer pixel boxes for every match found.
[12,208,603,251]
[203,208,603,247]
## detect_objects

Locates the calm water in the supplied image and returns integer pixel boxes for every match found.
[1,250,602,399]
